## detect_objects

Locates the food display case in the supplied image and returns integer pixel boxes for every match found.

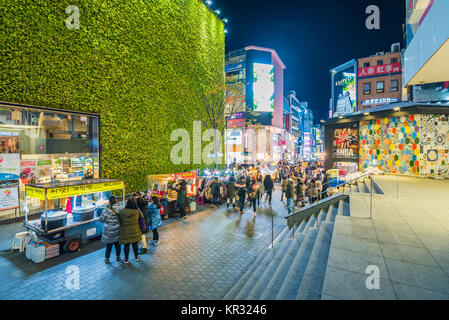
[23,179,125,255]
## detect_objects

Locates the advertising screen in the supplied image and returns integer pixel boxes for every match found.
[333,124,359,161]
[253,63,274,112]
[333,65,357,116]
[413,81,449,103]
[227,112,246,129]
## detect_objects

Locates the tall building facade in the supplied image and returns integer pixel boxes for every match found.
[404,0,449,104]
[357,44,403,111]
[225,46,286,164]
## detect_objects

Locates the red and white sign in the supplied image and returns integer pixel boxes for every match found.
[169,172,197,181]
[358,62,401,78]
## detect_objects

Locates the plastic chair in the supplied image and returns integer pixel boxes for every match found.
[12,231,29,252]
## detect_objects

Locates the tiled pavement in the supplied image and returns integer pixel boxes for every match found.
[322,176,449,300]
[0,187,289,300]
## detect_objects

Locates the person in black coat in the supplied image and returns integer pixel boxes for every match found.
[210,178,221,206]
[263,174,274,206]
[237,177,247,214]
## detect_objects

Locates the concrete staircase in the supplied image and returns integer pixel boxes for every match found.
[348,177,384,195]
[224,197,350,300]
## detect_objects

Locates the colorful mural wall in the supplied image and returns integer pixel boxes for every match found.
[359,114,449,176]
[420,114,449,176]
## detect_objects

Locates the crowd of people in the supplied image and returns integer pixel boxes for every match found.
[99,192,162,264]
[98,160,331,264]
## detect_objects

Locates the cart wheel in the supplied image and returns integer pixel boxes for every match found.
[64,237,80,253]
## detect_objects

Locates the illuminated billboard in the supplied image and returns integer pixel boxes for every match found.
[332,123,359,161]
[253,63,274,112]
[332,61,357,116]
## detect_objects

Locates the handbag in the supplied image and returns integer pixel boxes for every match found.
[133,198,147,234]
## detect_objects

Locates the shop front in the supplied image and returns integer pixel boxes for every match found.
[0,102,100,221]
[325,102,449,177]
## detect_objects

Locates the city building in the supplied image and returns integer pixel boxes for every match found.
[324,102,449,177]
[284,91,304,161]
[357,44,403,111]
[225,46,286,164]
[404,0,449,104]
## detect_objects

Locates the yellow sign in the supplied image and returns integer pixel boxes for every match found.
[27,180,124,200]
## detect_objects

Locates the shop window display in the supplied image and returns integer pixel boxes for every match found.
[0,103,100,221]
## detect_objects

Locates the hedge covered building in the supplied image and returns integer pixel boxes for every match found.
[0,0,225,196]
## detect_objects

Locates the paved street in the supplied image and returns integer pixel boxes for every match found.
[0,188,289,300]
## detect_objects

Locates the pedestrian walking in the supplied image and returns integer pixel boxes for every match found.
[296,179,305,207]
[210,177,220,207]
[281,178,288,202]
[249,179,259,216]
[226,177,237,208]
[257,175,265,206]
[263,174,274,206]
[148,196,163,247]
[99,196,121,264]
[286,179,295,214]
[237,178,247,214]
[119,199,142,263]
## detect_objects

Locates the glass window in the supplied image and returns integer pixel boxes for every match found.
[377,81,385,93]
[377,60,383,66]
[391,79,399,92]
[364,62,370,68]
[363,83,372,94]
[391,58,398,63]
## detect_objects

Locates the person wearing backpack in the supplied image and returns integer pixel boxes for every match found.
[148,196,163,247]
[99,196,121,264]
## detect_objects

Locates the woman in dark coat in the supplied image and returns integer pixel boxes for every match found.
[263,175,274,206]
[171,180,187,220]
[119,199,142,263]
[99,196,121,263]
[136,197,149,254]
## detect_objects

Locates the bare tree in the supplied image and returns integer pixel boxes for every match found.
[193,83,247,169]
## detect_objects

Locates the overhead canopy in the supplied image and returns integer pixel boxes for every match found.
[26,179,124,200]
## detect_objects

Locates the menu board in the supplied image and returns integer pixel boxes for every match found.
[0,185,19,211]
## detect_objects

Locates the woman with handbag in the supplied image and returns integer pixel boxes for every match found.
[136,197,150,255]
[119,198,143,263]
[99,196,121,264]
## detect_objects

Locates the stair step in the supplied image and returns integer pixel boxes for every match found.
[224,226,290,300]
[260,233,307,300]
[316,209,327,227]
[247,232,297,299]
[296,220,307,234]
[296,222,334,300]
[233,228,294,300]
[337,200,344,216]
[303,215,317,233]
[343,199,350,216]
[364,179,372,193]
[275,227,319,300]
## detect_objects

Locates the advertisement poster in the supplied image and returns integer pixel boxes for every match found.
[0,185,19,211]
[333,64,357,116]
[333,124,359,160]
[0,153,20,181]
[253,63,275,112]
[20,160,38,184]
[413,81,449,103]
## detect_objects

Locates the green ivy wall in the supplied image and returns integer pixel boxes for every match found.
[0,0,225,191]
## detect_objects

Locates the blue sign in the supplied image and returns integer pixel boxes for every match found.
[225,63,244,73]
[0,173,20,181]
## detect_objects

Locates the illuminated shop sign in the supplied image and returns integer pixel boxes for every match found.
[333,64,357,116]
[358,62,401,78]
[361,98,399,105]
[253,63,275,112]
[333,123,359,161]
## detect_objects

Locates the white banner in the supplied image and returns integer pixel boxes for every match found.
[0,186,19,211]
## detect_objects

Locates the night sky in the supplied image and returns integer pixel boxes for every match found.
[213,0,406,121]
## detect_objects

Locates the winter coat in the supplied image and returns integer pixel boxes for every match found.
[282,179,288,192]
[306,182,318,198]
[249,183,259,200]
[286,181,295,199]
[237,184,247,200]
[99,204,121,244]
[226,181,236,198]
[174,187,186,204]
[258,181,265,195]
[322,174,330,190]
[137,199,149,234]
[264,176,274,191]
[296,182,304,200]
[118,208,142,244]
[211,181,220,196]
[148,203,162,231]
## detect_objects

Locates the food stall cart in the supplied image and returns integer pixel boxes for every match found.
[147,172,199,219]
[23,179,125,254]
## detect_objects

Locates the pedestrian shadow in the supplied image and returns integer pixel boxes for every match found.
[245,217,257,238]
